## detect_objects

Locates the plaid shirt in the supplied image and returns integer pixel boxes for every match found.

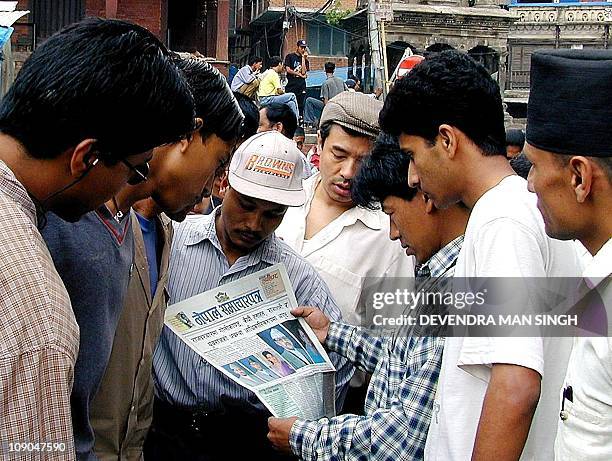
[0,161,79,459]
[289,235,464,461]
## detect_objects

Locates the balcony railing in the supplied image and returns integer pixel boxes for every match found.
[507,70,530,89]
[510,3,612,23]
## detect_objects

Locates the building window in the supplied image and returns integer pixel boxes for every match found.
[307,23,347,56]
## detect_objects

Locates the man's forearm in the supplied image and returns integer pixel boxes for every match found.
[471,364,541,461]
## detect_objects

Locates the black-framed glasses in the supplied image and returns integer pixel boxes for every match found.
[122,159,149,185]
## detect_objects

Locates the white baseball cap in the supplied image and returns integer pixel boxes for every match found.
[228,131,305,206]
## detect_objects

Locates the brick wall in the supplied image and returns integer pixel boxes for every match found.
[308,55,348,71]
[11,0,33,73]
[117,0,163,38]
[85,0,165,39]
[85,0,104,16]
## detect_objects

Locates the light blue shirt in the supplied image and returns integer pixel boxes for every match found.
[152,209,353,411]
[230,64,257,91]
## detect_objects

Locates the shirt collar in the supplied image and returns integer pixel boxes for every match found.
[583,238,612,290]
[419,234,464,278]
[303,173,382,231]
[0,160,37,225]
[183,206,283,266]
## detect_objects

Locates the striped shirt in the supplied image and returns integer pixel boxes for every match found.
[289,235,464,461]
[152,210,353,411]
[0,160,79,459]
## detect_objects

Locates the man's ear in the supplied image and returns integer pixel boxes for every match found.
[69,139,98,178]
[178,137,191,154]
[219,174,230,195]
[569,156,593,203]
[438,124,458,159]
[423,193,435,214]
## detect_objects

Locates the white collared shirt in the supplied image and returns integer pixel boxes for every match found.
[555,238,612,461]
[275,172,415,326]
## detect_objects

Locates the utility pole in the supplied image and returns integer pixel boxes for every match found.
[369,0,393,96]
[367,0,383,92]
[380,19,390,97]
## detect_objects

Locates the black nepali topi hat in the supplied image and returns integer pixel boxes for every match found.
[526,49,612,158]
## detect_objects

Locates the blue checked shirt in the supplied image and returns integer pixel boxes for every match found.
[289,235,464,461]
[152,210,353,411]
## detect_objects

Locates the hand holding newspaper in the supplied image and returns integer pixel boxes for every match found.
[164,263,337,419]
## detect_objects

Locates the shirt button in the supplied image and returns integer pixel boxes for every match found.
[131,405,136,412]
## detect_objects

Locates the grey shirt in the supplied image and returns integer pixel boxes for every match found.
[320,75,346,102]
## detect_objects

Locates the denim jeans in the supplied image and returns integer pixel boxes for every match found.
[304,97,324,126]
[260,93,299,121]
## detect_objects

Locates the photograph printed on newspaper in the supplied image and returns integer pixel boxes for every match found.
[164,263,337,419]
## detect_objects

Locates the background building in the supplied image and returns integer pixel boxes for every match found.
[506,0,612,119]
[12,0,230,73]
[9,0,611,123]
[244,0,357,86]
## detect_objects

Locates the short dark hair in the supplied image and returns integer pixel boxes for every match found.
[248,56,263,66]
[0,18,195,160]
[380,50,506,157]
[509,153,532,180]
[175,57,243,142]
[269,56,282,68]
[233,92,259,140]
[595,156,612,182]
[319,121,366,147]
[262,103,297,139]
[294,126,305,137]
[506,128,525,148]
[352,133,417,209]
[324,61,336,73]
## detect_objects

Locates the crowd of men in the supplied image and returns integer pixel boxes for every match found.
[0,16,609,461]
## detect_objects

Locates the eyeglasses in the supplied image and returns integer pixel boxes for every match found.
[121,159,149,185]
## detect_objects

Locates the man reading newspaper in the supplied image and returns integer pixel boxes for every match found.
[148,131,352,461]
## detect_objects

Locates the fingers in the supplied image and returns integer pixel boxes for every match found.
[291,306,315,317]
[267,417,277,444]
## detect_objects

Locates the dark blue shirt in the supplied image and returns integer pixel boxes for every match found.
[136,212,159,296]
[42,208,134,461]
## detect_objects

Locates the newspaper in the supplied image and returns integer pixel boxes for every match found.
[164,263,337,419]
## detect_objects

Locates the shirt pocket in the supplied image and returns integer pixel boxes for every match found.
[314,256,363,325]
[561,397,612,450]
